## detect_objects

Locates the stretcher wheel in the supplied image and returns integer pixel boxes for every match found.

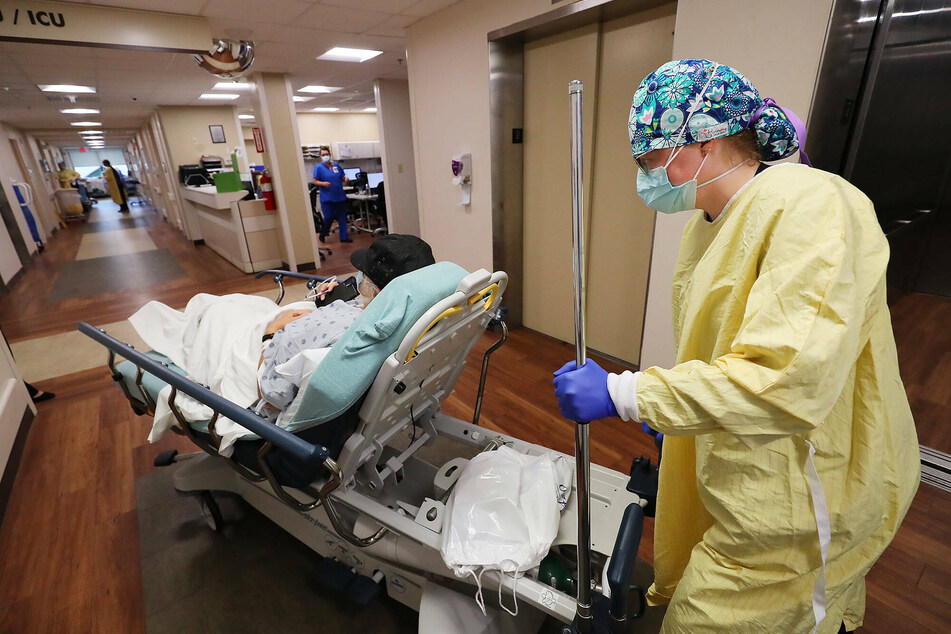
[198,491,224,532]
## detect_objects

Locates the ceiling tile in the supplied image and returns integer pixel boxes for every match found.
[201,0,313,25]
[75,0,207,15]
[294,4,391,34]
[401,0,460,18]
[364,14,419,38]
[319,0,419,13]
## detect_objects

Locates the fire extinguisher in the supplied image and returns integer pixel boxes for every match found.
[260,170,276,210]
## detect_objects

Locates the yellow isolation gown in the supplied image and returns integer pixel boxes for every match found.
[636,164,920,633]
[103,165,128,206]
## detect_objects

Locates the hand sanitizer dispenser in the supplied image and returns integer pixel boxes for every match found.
[451,153,471,206]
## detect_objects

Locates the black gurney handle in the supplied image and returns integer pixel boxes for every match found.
[255,269,331,283]
[76,321,330,469]
[606,502,646,630]
[255,269,334,304]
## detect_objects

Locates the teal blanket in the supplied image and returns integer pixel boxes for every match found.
[286,261,468,431]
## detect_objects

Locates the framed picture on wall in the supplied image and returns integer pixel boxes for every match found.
[209,124,226,144]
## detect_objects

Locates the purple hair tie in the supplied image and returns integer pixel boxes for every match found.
[749,97,813,167]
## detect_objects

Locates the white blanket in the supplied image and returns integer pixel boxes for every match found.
[129,293,315,455]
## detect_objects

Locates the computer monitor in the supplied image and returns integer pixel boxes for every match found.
[178,164,208,184]
[367,172,384,189]
[343,167,361,181]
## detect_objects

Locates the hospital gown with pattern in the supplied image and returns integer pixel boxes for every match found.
[634,164,920,633]
[259,300,362,410]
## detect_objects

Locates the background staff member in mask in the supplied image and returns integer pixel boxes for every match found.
[313,145,351,243]
[552,59,920,634]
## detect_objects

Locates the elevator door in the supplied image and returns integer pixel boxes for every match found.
[521,5,676,366]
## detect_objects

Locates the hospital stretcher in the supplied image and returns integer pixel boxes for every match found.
[78,265,654,633]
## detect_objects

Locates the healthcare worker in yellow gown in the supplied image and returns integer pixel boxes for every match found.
[102,159,130,212]
[553,59,920,634]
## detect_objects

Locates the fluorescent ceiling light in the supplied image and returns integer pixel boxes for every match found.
[312,107,339,112]
[199,93,239,100]
[38,84,96,93]
[70,121,101,127]
[238,114,255,120]
[79,130,103,135]
[60,108,100,115]
[364,107,377,113]
[298,85,341,94]
[292,96,313,102]
[317,47,382,63]
[214,81,250,90]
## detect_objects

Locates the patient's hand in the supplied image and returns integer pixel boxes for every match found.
[315,280,338,301]
[265,309,312,335]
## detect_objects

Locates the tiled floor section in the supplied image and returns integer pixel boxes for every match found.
[47,248,185,302]
[75,226,157,260]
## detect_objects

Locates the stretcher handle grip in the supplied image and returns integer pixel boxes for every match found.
[256,269,332,304]
[254,269,331,283]
[77,321,329,468]
[606,503,645,626]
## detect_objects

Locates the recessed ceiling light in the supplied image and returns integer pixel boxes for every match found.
[312,107,339,112]
[38,84,96,93]
[238,114,255,120]
[70,121,101,126]
[60,108,100,115]
[298,85,341,94]
[79,130,103,135]
[199,93,239,100]
[364,107,377,113]
[317,47,382,63]
[292,96,314,103]
[214,81,250,90]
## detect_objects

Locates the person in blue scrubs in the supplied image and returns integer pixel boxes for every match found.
[313,146,351,243]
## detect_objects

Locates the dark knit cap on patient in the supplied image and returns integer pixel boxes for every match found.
[350,234,435,288]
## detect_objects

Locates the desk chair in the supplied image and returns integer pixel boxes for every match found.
[369,182,387,235]
[308,183,332,261]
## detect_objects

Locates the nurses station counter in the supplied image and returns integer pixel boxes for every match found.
[179,185,282,273]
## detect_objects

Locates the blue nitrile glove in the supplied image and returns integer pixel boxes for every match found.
[552,359,618,422]
[642,421,663,443]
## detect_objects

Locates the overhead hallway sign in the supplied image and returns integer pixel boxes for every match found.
[0,1,212,53]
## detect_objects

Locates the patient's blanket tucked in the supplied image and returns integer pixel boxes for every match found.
[129,293,314,454]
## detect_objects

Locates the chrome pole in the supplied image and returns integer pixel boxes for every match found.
[568,79,592,632]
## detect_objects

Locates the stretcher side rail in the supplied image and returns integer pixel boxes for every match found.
[255,269,329,305]
[77,321,329,469]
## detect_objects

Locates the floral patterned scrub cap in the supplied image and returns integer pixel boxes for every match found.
[628,58,811,165]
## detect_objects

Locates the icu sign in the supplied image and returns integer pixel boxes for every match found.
[0,7,65,27]
[0,1,211,54]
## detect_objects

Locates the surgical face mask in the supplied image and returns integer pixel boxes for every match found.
[636,147,746,214]
[321,155,331,162]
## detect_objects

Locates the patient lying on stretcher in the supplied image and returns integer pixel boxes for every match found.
[127,235,435,454]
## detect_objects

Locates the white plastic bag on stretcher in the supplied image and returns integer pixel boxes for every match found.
[440,445,572,616]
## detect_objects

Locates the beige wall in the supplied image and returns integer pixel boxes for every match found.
[242,127,264,165]
[374,79,420,235]
[156,105,242,174]
[296,113,379,146]
[0,123,38,283]
[406,0,554,271]
[638,0,835,369]
[251,72,319,271]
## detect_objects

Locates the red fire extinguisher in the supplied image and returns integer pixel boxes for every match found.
[260,170,276,210]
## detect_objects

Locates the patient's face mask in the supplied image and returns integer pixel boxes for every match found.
[357,271,379,306]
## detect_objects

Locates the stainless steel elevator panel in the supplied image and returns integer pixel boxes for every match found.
[805,0,880,174]
[808,0,951,297]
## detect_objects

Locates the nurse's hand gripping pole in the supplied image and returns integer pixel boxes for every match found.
[568,79,594,634]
